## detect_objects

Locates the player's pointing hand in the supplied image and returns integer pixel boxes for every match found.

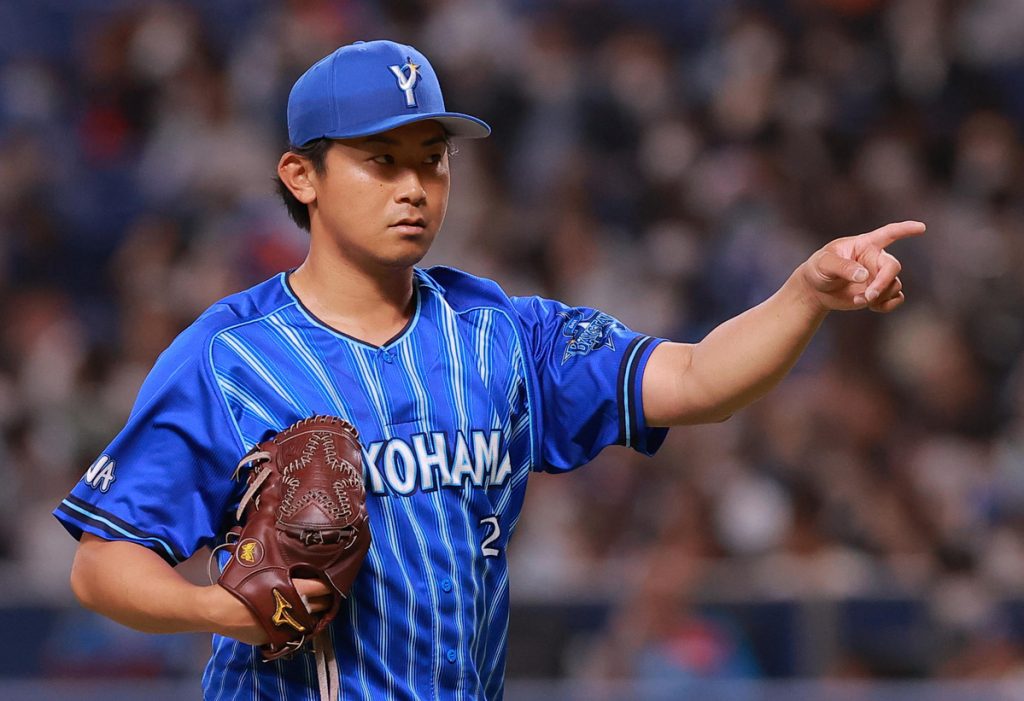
[799,220,925,314]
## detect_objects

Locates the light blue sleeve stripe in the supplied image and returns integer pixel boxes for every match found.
[620,336,648,448]
[60,498,179,563]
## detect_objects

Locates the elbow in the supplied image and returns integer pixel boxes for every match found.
[682,410,735,426]
[69,544,100,612]
[69,561,92,610]
[664,400,735,426]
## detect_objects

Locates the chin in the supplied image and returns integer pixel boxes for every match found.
[385,255,428,270]
[381,235,435,268]
[378,246,431,270]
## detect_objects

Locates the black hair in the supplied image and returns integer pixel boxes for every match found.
[275,139,333,232]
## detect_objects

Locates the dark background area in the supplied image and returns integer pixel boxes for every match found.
[3,0,1024,695]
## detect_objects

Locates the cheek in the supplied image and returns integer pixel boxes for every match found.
[328,175,387,214]
[428,174,451,213]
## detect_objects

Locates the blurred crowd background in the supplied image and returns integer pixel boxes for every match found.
[3,0,1024,695]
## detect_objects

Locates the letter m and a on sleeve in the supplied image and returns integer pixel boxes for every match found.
[511,296,667,473]
[54,328,242,565]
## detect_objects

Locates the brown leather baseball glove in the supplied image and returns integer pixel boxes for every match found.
[217,415,371,661]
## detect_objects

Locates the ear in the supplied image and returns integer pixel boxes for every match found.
[277,152,318,205]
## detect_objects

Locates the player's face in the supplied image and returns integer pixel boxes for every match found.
[309,120,451,270]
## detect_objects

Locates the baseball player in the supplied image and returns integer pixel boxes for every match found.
[55,40,922,700]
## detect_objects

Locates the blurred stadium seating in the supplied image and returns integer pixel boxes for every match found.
[3,0,1024,696]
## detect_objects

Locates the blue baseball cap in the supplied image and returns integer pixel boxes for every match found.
[287,40,491,146]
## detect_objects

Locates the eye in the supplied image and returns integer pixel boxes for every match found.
[371,154,394,165]
[425,153,444,165]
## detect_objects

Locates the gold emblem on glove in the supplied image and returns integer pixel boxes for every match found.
[240,542,257,562]
[235,538,264,567]
[271,588,307,633]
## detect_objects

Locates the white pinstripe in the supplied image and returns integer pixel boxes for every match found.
[266,314,350,414]
[216,373,278,426]
[217,331,303,412]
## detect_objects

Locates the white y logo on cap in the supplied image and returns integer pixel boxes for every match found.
[389,59,420,108]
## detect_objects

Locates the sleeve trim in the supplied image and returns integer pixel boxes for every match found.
[618,336,650,447]
[56,496,185,565]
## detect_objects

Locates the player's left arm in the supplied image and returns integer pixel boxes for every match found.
[642,220,925,427]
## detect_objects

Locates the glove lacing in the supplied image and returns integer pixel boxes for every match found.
[314,629,340,701]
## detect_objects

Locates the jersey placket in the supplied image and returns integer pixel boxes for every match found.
[376,339,468,697]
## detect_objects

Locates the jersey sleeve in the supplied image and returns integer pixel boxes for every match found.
[53,331,243,565]
[511,295,668,473]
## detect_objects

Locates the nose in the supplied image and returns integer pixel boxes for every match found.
[395,168,427,207]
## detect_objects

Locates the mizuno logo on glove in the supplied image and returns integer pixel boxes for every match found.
[271,589,307,633]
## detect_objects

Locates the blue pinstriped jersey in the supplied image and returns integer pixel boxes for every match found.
[54,266,666,700]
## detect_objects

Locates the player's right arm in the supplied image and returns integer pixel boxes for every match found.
[70,533,331,644]
[56,317,331,645]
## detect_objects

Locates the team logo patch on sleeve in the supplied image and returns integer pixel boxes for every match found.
[558,310,619,363]
[83,455,116,492]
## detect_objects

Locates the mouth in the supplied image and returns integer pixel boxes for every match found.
[389,217,428,234]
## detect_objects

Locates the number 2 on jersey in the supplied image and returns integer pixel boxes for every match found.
[479,515,501,558]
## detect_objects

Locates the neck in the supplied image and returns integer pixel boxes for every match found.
[288,242,416,346]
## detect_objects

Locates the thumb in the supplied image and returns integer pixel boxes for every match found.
[814,250,868,285]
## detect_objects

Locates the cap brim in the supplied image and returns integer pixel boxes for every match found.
[429,113,492,139]
[317,112,491,142]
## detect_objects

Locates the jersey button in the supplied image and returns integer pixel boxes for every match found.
[381,350,394,363]
[446,649,457,663]
[440,578,453,592]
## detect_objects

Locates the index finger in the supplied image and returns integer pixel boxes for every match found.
[294,578,332,597]
[863,220,926,248]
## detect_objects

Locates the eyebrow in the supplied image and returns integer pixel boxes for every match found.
[360,134,448,147]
